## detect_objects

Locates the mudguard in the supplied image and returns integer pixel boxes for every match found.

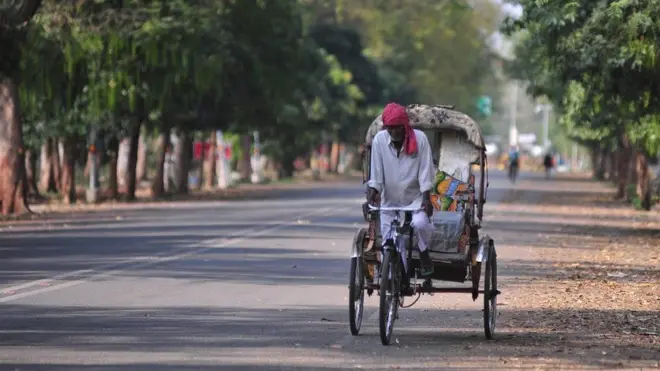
[350,228,368,258]
[476,234,494,263]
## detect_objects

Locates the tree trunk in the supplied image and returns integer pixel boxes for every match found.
[0,77,29,215]
[636,152,652,211]
[50,138,62,192]
[39,139,50,192]
[329,141,340,173]
[151,128,170,198]
[57,139,64,174]
[616,136,631,200]
[123,122,141,201]
[195,140,204,190]
[609,149,618,183]
[280,147,298,179]
[626,147,638,202]
[83,151,91,178]
[116,137,130,189]
[615,134,630,200]
[601,146,611,180]
[203,131,216,189]
[238,134,251,181]
[106,138,120,200]
[267,158,281,181]
[39,138,59,193]
[136,127,148,183]
[173,129,192,194]
[59,136,77,205]
[25,149,41,198]
[589,146,598,177]
[85,149,100,199]
[594,146,607,180]
[280,160,296,178]
[84,151,97,180]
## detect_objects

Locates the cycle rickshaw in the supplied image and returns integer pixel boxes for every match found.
[348,104,499,345]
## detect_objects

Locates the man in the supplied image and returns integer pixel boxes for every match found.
[508,145,520,167]
[543,152,554,179]
[508,145,520,181]
[366,103,435,276]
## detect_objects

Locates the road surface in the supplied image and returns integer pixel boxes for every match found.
[0,171,627,370]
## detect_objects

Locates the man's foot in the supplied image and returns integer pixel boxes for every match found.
[419,250,434,276]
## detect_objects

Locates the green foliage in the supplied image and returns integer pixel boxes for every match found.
[9,0,500,168]
[302,0,504,117]
[503,0,660,157]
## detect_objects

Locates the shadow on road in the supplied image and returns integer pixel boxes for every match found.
[0,171,658,369]
[0,214,362,287]
[2,172,658,288]
[0,304,657,369]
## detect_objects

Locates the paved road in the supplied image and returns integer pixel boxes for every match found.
[0,171,528,370]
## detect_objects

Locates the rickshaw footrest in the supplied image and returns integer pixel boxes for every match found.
[363,284,492,295]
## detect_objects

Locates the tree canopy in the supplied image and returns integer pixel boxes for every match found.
[503,0,660,210]
[0,0,504,214]
[503,0,660,157]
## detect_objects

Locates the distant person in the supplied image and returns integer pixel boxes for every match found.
[543,152,554,179]
[508,146,520,182]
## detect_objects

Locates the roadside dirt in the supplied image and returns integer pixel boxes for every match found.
[2,173,361,223]
[491,173,660,369]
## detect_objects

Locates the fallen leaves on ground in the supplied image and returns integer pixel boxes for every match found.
[492,176,660,367]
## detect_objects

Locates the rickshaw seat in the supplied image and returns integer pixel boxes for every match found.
[436,131,481,182]
[426,130,478,255]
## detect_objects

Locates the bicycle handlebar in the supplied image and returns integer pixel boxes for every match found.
[367,205,422,212]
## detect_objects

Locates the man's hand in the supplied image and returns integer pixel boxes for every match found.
[422,191,433,218]
[367,187,380,205]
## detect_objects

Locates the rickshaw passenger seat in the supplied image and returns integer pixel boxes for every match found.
[436,131,481,182]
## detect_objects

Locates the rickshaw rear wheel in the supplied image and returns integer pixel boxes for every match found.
[483,245,497,339]
[348,228,367,335]
[348,256,365,335]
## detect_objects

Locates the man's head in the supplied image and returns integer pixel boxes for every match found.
[381,102,418,155]
[382,103,409,143]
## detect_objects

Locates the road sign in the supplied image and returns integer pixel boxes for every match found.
[477,96,492,117]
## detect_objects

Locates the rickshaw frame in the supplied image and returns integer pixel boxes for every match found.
[348,104,499,344]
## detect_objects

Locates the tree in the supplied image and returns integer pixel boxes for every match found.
[6,0,455,215]
[303,0,503,118]
[503,0,660,210]
[0,0,44,215]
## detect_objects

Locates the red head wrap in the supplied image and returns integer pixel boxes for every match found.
[382,103,417,155]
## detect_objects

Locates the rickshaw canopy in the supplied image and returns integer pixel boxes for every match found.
[364,104,485,150]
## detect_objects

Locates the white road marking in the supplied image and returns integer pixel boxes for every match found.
[0,204,355,303]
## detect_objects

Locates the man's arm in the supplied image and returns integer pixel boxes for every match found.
[417,132,434,194]
[367,134,384,194]
[417,132,434,215]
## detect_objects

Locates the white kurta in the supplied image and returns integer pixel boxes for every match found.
[367,129,434,208]
[367,129,435,254]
